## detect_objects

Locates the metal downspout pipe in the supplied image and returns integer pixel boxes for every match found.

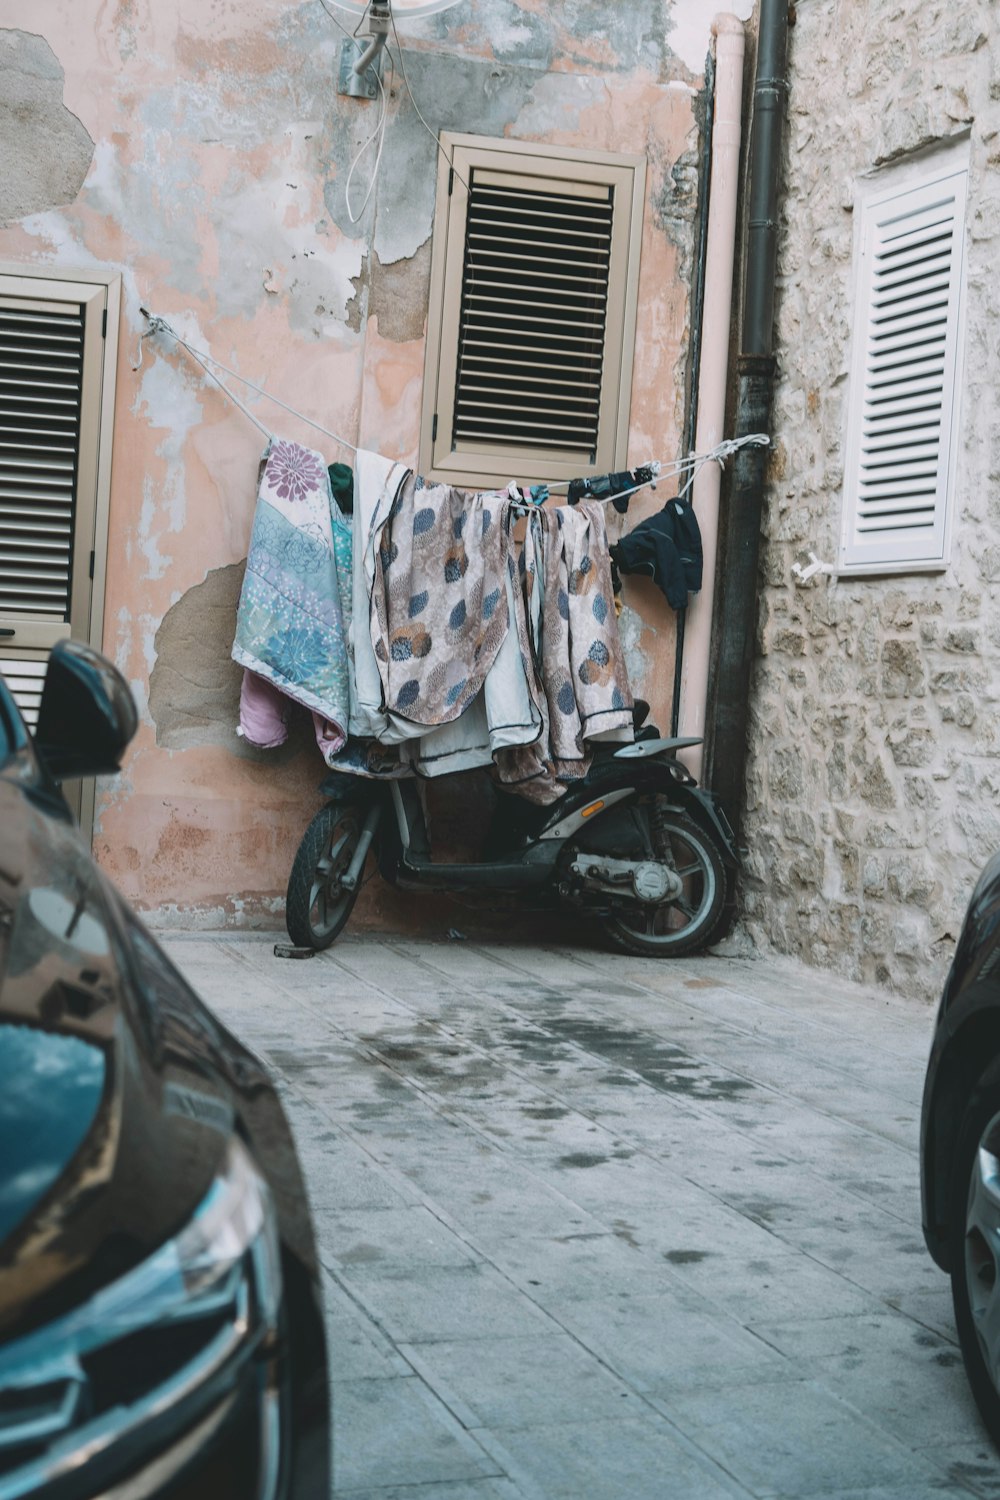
[675,15,746,782]
[706,0,790,838]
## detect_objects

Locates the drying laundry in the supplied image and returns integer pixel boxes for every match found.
[343,453,543,779]
[495,501,634,803]
[348,449,410,742]
[233,436,353,755]
[535,503,634,754]
[144,310,766,800]
[233,441,634,800]
[371,472,511,726]
[328,461,354,516]
[238,668,289,749]
[609,497,703,610]
[238,669,345,762]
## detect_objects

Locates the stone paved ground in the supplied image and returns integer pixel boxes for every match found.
[161,931,1000,1499]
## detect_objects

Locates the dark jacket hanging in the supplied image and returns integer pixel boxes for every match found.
[609,499,703,611]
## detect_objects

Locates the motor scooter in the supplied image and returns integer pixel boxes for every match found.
[285,701,737,958]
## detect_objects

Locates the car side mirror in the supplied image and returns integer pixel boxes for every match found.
[35,640,138,782]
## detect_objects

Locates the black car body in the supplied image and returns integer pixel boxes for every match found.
[922,849,1000,1446]
[0,643,330,1497]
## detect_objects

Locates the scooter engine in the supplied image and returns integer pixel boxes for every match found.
[567,852,682,904]
[563,802,683,906]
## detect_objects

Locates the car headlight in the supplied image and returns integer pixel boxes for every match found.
[160,1134,282,1327]
[0,1137,283,1493]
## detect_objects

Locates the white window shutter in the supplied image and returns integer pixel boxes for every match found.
[840,161,968,571]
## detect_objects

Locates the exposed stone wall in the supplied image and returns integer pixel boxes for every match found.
[741,0,1000,997]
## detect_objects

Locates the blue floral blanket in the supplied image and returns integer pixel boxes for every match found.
[232,437,352,745]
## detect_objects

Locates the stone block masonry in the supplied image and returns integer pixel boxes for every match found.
[741,0,1000,998]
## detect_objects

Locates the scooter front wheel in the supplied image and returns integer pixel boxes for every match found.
[286,803,364,950]
[600,807,730,959]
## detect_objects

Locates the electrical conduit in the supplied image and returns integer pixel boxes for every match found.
[676,14,746,782]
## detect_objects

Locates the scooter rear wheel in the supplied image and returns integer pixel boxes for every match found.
[600,807,730,959]
[286,803,364,950]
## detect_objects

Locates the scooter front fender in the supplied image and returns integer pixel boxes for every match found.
[318,768,378,803]
[538,759,738,867]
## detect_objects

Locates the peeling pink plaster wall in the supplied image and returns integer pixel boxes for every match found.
[0,0,726,924]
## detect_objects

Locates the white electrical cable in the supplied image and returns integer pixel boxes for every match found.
[791,551,835,584]
[318,0,360,41]
[322,0,473,238]
[137,311,360,452]
[317,0,373,41]
[320,0,391,224]
[387,6,473,197]
[344,55,391,223]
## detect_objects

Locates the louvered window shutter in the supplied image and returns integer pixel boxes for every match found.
[422,137,646,490]
[841,161,968,571]
[452,174,613,458]
[0,653,48,728]
[0,297,84,621]
[0,274,115,734]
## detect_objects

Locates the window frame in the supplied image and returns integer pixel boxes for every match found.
[838,143,970,577]
[0,262,121,835]
[420,133,646,490]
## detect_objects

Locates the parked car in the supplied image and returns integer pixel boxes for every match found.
[0,641,329,1497]
[922,851,1000,1447]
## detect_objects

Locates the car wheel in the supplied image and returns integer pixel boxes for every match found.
[951,1059,1000,1447]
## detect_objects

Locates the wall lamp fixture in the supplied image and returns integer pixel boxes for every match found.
[333,0,465,98]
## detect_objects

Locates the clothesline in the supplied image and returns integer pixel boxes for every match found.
[136,309,361,450]
[547,434,770,512]
[135,307,769,508]
[236,443,638,801]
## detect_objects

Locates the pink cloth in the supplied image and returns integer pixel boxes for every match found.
[312,713,344,762]
[239,669,347,765]
[239,670,288,748]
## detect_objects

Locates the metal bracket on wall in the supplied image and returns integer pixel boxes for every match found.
[337,38,383,99]
[791,551,835,585]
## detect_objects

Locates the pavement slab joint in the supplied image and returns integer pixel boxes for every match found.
[162,932,987,1498]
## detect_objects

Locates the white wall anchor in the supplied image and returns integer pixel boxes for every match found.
[791,551,835,585]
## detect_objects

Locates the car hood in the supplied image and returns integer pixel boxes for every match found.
[0,1022,108,1246]
[0,777,234,1341]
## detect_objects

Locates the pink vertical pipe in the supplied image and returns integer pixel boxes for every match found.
[678,14,746,782]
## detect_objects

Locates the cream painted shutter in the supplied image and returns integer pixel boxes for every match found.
[840,162,968,571]
[0,275,111,726]
[421,136,646,490]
